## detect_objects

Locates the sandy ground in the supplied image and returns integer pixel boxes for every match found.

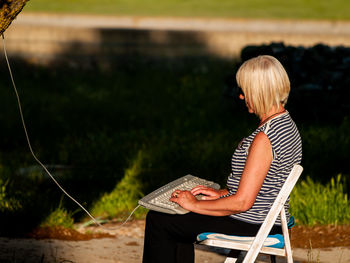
[1,220,349,263]
[1,236,349,263]
[13,12,350,34]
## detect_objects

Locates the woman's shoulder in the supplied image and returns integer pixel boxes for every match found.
[248,112,298,144]
[266,112,297,132]
[262,112,300,144]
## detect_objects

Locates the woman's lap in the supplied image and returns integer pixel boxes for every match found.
[142,211,282,263]
[146,211,264,240]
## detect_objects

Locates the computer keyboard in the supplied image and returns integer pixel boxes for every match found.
[138,175,220,214]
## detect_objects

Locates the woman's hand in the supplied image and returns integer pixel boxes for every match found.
[191,185,225,200]
[169,190,198,211]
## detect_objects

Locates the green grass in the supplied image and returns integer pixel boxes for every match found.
[290,174,350,226]
[0,177,21,212]
[40,197,75,228]
[90,150,147,220]
[300,118,350,185]
[24,0,350,21]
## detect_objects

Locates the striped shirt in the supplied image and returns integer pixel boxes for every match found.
[226,111,302,225]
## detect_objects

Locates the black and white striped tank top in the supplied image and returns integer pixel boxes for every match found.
[227,111,302,225]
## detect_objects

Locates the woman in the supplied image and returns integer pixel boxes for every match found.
[142,55,302,263]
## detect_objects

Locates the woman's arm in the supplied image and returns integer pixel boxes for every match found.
[170,132,272,216]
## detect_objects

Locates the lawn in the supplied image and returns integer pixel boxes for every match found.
[24,0,350,21]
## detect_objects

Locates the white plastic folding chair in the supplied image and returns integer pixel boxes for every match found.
[197,164,303,263]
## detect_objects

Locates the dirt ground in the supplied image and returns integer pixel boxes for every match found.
[26,221,350,249]
[1,220,349,263]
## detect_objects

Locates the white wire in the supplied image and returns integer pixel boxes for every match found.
[1,33,139,230]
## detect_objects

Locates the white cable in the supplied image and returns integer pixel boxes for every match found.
[83,204,141,230]
[1,33,139,230]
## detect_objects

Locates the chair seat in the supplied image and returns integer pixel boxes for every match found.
[197,233,285,249]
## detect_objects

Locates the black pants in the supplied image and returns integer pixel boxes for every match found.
[142,211,282,263]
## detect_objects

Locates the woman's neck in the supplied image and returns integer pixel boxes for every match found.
[259,106,286,126]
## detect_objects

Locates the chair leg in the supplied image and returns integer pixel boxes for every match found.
[281,210,294,263]
[224,258,237,263]
[270,255,277,263]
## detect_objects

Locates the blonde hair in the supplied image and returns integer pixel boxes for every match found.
[236,55,290,118]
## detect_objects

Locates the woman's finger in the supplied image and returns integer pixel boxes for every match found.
[191,185,208,195]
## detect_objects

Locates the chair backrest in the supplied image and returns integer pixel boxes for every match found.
[242,164,303,263]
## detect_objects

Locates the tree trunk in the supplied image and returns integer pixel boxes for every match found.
[0,0,30,35]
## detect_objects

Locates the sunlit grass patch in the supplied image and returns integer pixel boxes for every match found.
[90,150,147,220]
[0,177,22,212]
[290,174,350,226]
[41,198,75,228]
